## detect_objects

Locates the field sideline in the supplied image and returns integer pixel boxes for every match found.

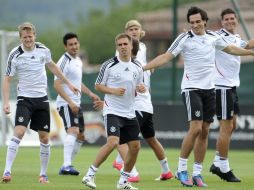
[0,146,253,190]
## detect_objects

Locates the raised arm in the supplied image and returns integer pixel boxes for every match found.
[143,52,175,71]
[222,44,254,56]
[47,61,80,95]
[245,39,254,49]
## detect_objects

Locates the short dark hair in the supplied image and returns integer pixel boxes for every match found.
[187,6,208,23]
[63,32,79,45]
[221,8,236,19]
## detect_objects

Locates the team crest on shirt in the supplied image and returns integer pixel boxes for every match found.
[133,72,137,79]
[18,116,24,122]
[40,56,45,64]
[195,110,201,117]
[110,126,116,133]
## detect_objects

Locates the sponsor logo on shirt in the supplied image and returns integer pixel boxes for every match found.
[124,67,129,71]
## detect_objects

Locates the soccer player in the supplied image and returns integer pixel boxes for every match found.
[82,33,145,190]
[54,32,100,176]
[143,7,254,187]
[2,22,79,184]
[112,20,174,182]
[210,8,254,182]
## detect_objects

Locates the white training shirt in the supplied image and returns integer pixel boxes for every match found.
[116,42,153,114]
[95,56,143,118]
[134,42,153,114]
[55,52,83,107]
[5,42,52,97]
[214,28,247,88]
[167,30,228,90]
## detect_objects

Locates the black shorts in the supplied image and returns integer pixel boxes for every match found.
[135,111,155,139]
[216,87,240,120]
[57,105,85,133]
[104,114,140,144]
[182,89,215,122]
[15,96,50,132]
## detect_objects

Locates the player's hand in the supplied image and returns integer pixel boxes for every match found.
[3,103,11,114]
[90,93,100,102]
[93,100,104,111]
[68,83,80,96]
[136,84,146,93]
[113,88,126,96]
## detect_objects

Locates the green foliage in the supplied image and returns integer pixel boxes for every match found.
[38,0,203,64]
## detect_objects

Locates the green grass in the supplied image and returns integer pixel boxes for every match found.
[0,146,253,190]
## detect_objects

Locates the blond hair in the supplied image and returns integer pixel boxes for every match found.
[125,19,145,39]
[18,22,36,37]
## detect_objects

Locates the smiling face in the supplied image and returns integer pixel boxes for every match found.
[65,37,80,57]
[189,13,206,35]
[221,13,238,34]
[20,29,36,51]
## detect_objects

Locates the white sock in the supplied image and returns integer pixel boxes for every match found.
[178,157,188,172]
[116,153,124,164]
[71,139,83,163]
[40,143,50,176]
[63,134,76,167]
[220,158,230,173]
[213,151,220,167]
[159,158,170,174]
[130,166,139,177]
[192,162,203,176]
[4,136,21,173]
[86,165,98,177]
[119,170,130,184]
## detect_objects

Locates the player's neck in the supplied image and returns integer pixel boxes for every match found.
[119,55,130,62]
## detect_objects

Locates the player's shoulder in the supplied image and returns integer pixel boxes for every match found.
[101,56,119,69]
[9,45,24,59]
[57,53,72,65]
[35,42,48,49]
[132,58,142,69]
[206,30,220,37]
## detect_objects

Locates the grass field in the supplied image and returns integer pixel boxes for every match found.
[0,146,253,190]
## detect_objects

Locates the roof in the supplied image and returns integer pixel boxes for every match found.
[137,0,254,40]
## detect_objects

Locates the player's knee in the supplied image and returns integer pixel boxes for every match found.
[129,142,140,154]
[106,139,119,149]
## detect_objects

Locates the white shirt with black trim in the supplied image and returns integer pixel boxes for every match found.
[214,28,247,88]
[55,52,83,107]
[95,56,144,118]
[5,42,52,97]
[167,30,228,90]
[116,42,153,114]
[134,42,153,114]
